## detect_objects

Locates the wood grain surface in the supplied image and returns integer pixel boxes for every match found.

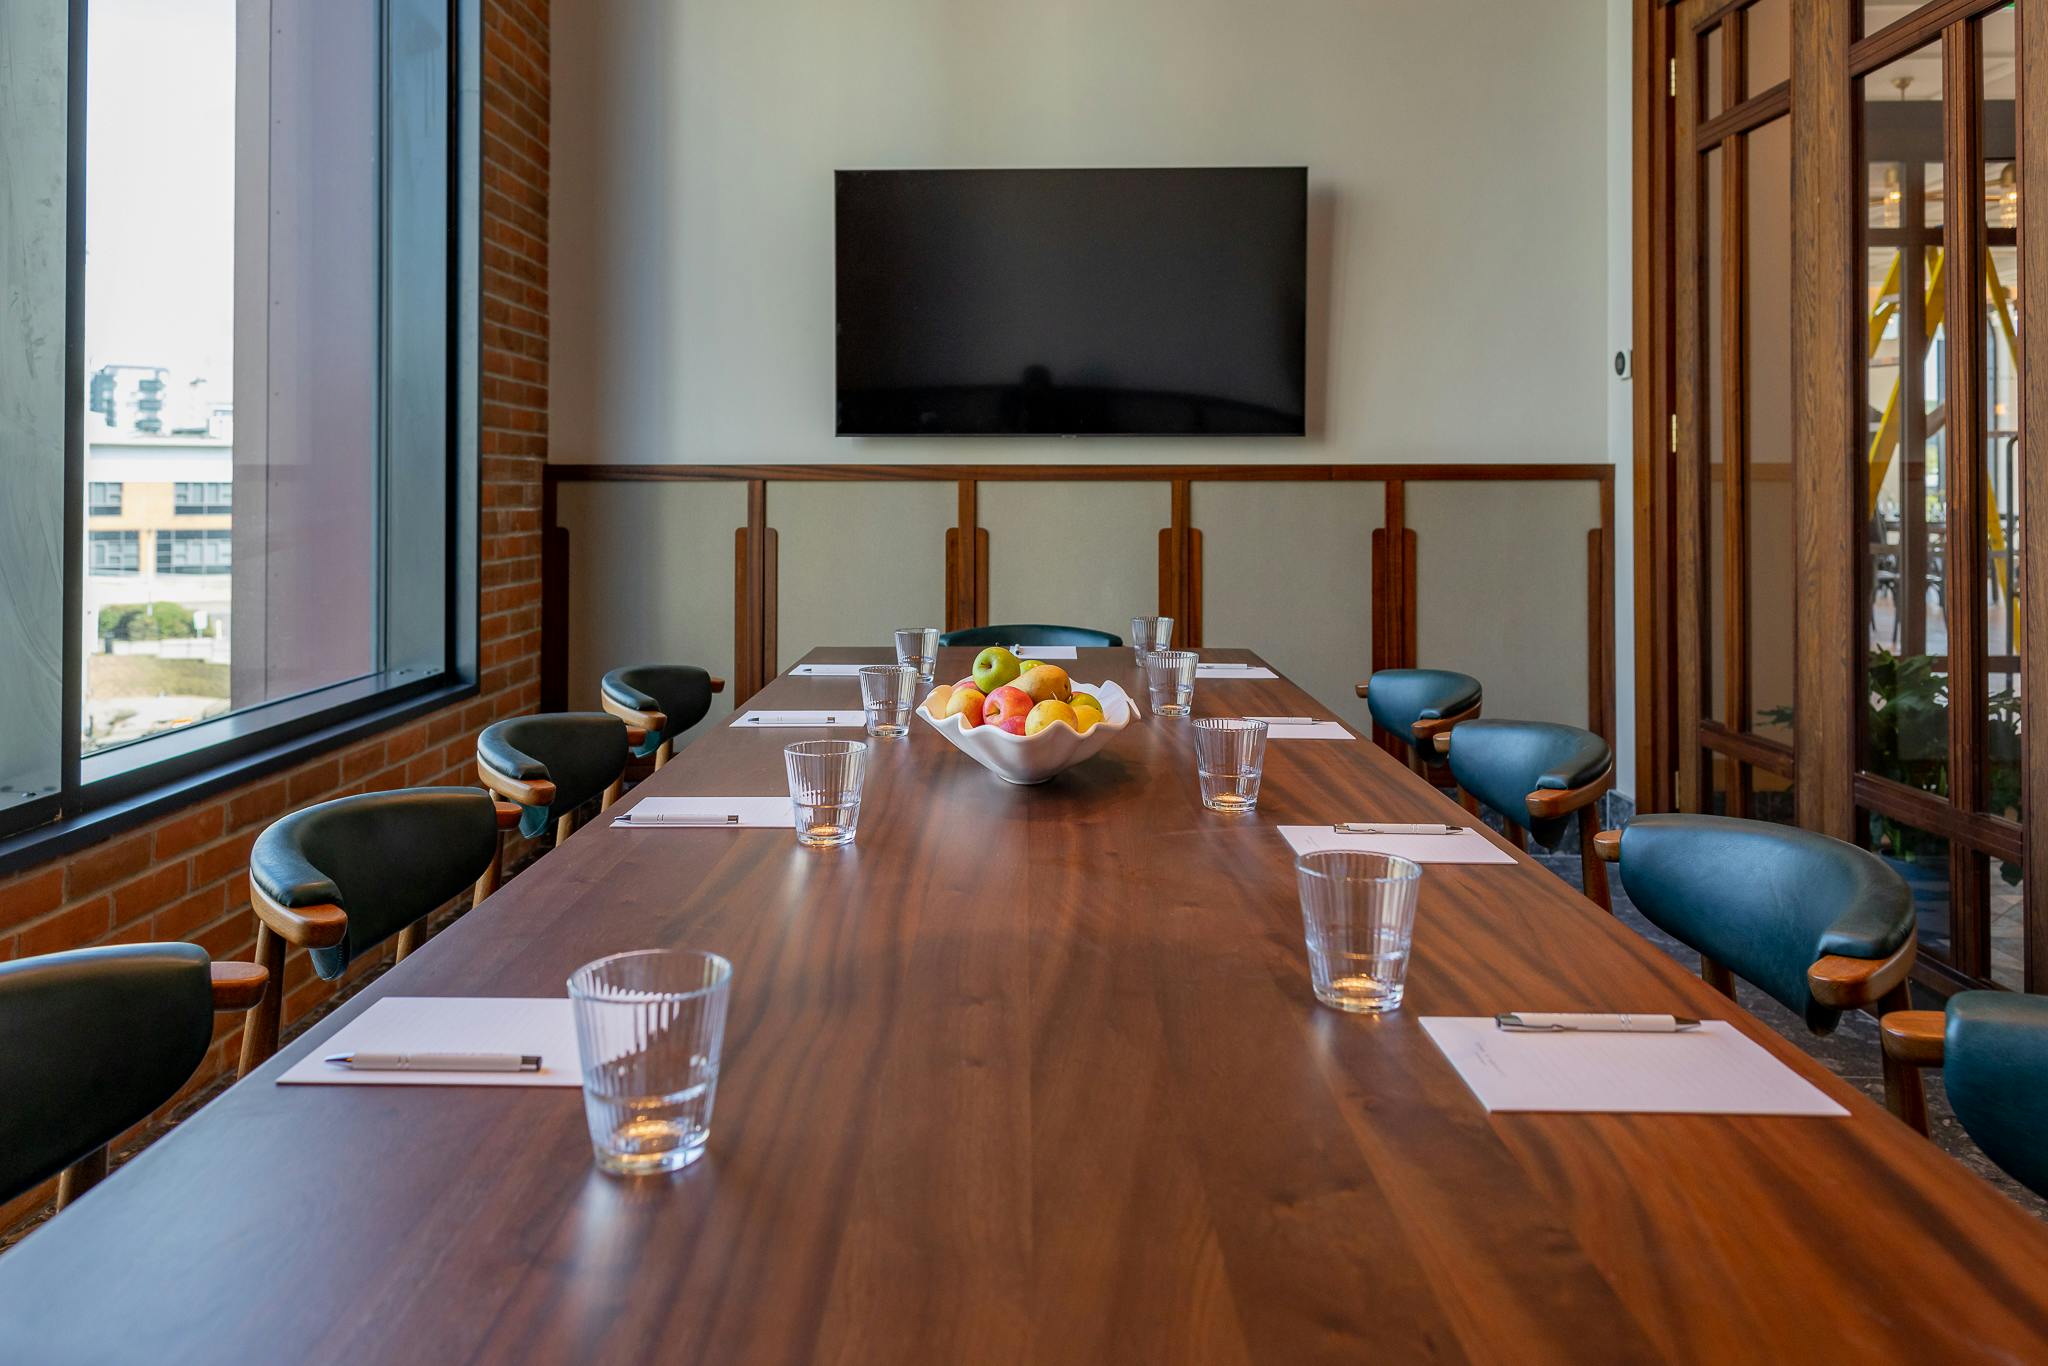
[2,648,2045,1364]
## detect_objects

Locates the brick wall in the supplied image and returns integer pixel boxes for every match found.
[0,0,549,1226]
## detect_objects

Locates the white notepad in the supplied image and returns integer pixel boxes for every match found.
[1278,824,1516,865]
[734,710,863,728]
[1010,644,1079,659]
[612,796,789,828]
[1245,716,1353,741]
[1197,664,1279,679]
[277,998,582,1088]
[1420,1017,1848,1116]
[790,663,883,677]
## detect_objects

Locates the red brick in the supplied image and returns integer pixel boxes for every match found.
[341,741,386,783]
[16,897,113,959]
[385,723,431,764]
[0,866,65,935]
[226,778,291,832]
[192,830,259,889]
[152,804,225,860]
[287,758,341,807]
[112,862,192,929]
[153,882,230,941]
[66,830,153,898]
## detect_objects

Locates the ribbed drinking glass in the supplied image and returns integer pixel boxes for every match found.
[784,738,867,846]
[1130,615,1174,663]
[1145,650,1198,717]
[568,948,733,1175]
[1193,717,1267,812]
[894,627,939,685]
[859,664,917,738]
[1295,850,1422,1013]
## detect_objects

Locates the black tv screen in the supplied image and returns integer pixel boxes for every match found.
[836,167,1307,437]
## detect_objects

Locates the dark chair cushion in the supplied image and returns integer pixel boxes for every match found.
[1364,669,1482,750]
[252,788,500,980]
[1444,719,1610,849]
[1945,992,2048,1200]
[937,624,1123,649]
[0,943,213,1203]
[479,713,631,838]
[602,664,715,756]
[1617,814,1913,1033]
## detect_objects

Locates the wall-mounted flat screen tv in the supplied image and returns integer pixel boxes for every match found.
[836,167,1307,437]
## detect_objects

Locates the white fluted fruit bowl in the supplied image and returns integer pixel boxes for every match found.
[917,679,1140,785]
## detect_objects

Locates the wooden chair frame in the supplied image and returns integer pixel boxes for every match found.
[1353,679,1481,780]
[1435,733,1613,911]
[600,676,725,772]
[58,959,269,1209]
[476,726,642,850]
[1594,836,1927,1131]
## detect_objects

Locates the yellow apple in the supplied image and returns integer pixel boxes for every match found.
[1070,690,1102,715]
[1071,707,1101,734]
[944,685,988,728]
[1024,699,1079,735]
[1013,664,1072,704]
[923,683,954,715]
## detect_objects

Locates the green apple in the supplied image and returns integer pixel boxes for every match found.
[1016,659,1047,673]
[972,646,1022,693]
[1070,690,1102,715]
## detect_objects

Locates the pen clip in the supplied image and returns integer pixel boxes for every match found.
[1494,1013,1563,1032]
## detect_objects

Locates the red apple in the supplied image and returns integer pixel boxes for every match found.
[953,675,977,690]
[984,684,1032,734]
[943,685,987,728]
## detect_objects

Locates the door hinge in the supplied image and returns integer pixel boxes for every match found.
[1669,59,1677,97]
[1669,413,1679,453]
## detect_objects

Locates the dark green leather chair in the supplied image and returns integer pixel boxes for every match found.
[1598,813,1924,1125]
[241,788,504,1076]
[1438,719,1615,909]
[599,663,725,769]
[2,943,266,1209]
[938,624,1123,649]
[1356,669,1482,775]
[476,713,634,844]
[1884,994,2048,1192]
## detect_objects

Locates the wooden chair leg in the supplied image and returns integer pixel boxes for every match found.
[1459,788,1482,817]
[238,924,288,1078]
[555,812,576,847]
[1875,981,1930,1134]
[473,837,502,909]
[1405,747,1427,778]
[601,777,623,812]
[1700,954,1737,1000]
[394,921,423,963]
[1577,816,1613,912]
[654,738,674,770]
[1503,821,1528,852]
[56,1145,110,1210]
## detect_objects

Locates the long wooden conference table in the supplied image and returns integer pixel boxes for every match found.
[3,647,2047,1362]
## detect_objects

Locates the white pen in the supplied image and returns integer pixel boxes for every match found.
[1335,822,1464,835]
[614,812,742,826]
[1252,716,1319,725]
[743,714,841,725]
[325,1052,543,1071]
[1495,1013,1702,1033]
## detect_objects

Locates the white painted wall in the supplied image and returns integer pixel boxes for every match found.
[1607,0,1637,799]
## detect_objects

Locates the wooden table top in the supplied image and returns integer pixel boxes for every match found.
[4,647,2046,1364]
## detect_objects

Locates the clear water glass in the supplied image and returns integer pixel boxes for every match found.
[1130,615,1174,663]
[1296,850,1422,1013]
[784,738,867,846]
[859,664,917,738]
[1193,717,1267,812]
[568,948,733,1176]
[1145,650,1198,717]
[894,627,939,685]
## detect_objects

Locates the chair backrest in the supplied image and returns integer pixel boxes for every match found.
[937,624,1123,649]
[1617,813,1913,1032]
[602,664,714,754]
[1443,719,1609,848]
[0,943,213,1203]
[251,787,500,981]
[1363,669,1482,749]
[478,713,631,837]
[1944,992,2048,1199]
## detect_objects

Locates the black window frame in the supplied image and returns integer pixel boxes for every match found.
[0,0,482,858]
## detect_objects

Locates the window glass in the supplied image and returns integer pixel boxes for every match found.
[1745,0,1790,94]
[1747,117,1795,743]
[89,531,141,576]
[1982,5,2020,818]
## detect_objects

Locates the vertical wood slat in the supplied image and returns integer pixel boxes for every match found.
[539,478,570,712]
[1599,472,1618,749]
[2019,0,2048,991]
[1186,528,1203,648]
[1792,0,1859,839]
[1722,6,1753,818]
[1944,19,1989,978]
[953,480,979,631]
[733,528,753,704]
[1675,1,1711,813]
[1632,0,1667,810]
[762,527,779,692]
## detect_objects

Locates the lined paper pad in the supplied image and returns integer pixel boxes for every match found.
[1278,825,1516,865]
[1247,718,1353,740]
[790,663,883,677]
[734,710,863,727]
[1197,664,1278,679]
[613,796,789,828]
[1420,1017,1848,1116]
[1010,645,1079,659]
[278,998,582,1088]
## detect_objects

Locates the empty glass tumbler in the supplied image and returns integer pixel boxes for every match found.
[859,664,917,738]
[894,627,939,685]
[1295,850,1422,1013]
[1130,615,1174,663]
[568,948,733,1175]
[784,739,867,846]
[1193,717,1268,812]
[1145,650,1198,717]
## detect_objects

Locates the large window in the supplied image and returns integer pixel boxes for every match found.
[0,0,477,840]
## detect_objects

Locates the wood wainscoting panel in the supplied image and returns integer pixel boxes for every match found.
[766,480,952,674]
[1406,479,1602,733]
[1191,481,1382,733]
[554,479,745,742]
[979,482,1170,643]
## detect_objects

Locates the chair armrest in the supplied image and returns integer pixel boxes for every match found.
[623,725,649,749]
[249,878,349,950]
[477,756,557,809]
[494,800,524,831]
[1524,763,1615,820]
[1592,829,1622,862]
[1354,681,1370,699]
[709,676,726,693]
[1412,701,1482,744]
[1807,933,1916,1009]
[209,960,269,1013]
[600,692,667,735]
[1881,1010,1946,1067]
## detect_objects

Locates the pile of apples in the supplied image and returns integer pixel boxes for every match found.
[923,647,1106,736]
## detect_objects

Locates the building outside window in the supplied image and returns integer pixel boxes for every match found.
[156,529,232,575]
[172,481,232,515]
[87,531,140,576]
[87,481,123,516]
